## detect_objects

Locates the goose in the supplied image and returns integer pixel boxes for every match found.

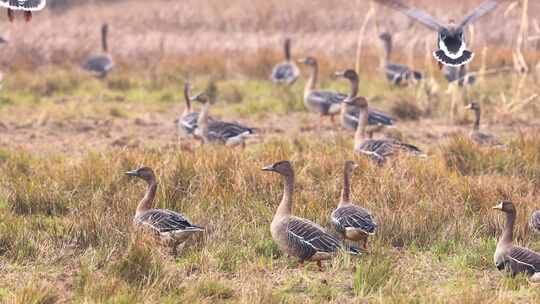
[126,167,204,255]
[378,32,423,85]
[271,38,300,85]
[298,57,344,126]
[443,65,475,86]
[348,96,424,164]
[530,211,540,234]
[493,201,540,284]
[465,102,504,147]
[262,161,359,270]
[177,82,215,138]
[1,0,45,22]
[82,23,114,78]
[191,93,255,148]
[334,69,394,132]
[373,0,503,67]
[331,161,377,252]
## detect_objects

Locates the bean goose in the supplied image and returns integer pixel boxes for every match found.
[177,82,215,138]
[530,211,540,234]
[1,0,45,22]
[334,69,394,131]
[82,23,114,78]
[298,57,344,126]
[493,201,540,283]
[126,167,204,255]
[465,102,504,147]
[331,161,377,252]
[271,38,300,85]
[378,32,423,85]
[262,161,359,270]
[374,0,503,67]
[348,97,424,164]
[191,93,255,147]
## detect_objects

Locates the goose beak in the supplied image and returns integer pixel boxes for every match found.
[125,170,139,177]
[464,104,473,110]
[261,164,275,172]
[334,71,345,78]
[343,99,354,105]
[492,202,504,210]
[297,58,307,64]
[352,163,359,170]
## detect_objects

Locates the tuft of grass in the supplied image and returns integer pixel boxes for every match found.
[111,240,163,287]
[10,282,58,304]
[196,281,234,300]
[354,251,394,297]
[391,99,423,121]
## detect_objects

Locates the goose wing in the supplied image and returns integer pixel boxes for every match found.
[287,216,342,260]
[368,107,394,126]
[530,211,540,233]
[178,112,200,134]
[332,204,377,235]
[458,0,499,29]
[271,62,300,85]
[470,131,503,146]
[0,0,46,10]
[385,63,410,84]
[208,121,254,141]
[506,246,540,276]
[373,0,444,31]
[136,209,203,234]
[356,139,424,163]
[83,55,113,74]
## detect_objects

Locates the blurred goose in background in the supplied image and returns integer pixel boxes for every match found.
[443,65,475,86]
[126,167,204,255]
[493,201,540,284]
[331,161,377,252]
[335,69,394,132]
[0,36,7,44]
[271,38,300,85]
[298,57,344,126]
[530,211,540,234]
[465,102,504,147]
[378,32,423,85]
[1,0,45,22]
[177,82,215,138]
[348,97,424,164]
[82,23,114,78]
[191,93,255,148]
[373,0,503,67]
[262,161,359,270]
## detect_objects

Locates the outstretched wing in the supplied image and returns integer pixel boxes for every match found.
[458,0,500,28]
[373,0,444,31]
[0,0,46,11]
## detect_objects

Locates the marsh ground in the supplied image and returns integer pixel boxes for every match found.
[1,0,540,303]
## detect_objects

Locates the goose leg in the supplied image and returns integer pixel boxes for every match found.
[7,9,14,22]
[330,114,336,126]
[24,11,31,22]
[298,260,304,269]
[317,260,325,272]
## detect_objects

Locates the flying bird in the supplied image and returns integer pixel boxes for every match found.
[373,0,505,67]
[0,0,46,22]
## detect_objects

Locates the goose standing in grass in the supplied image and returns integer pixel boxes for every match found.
[126,167,204,255]
[493,201,540,283]
[82,23,114,79]
[374,0,503,67]
[348,97,424,164]
[334,69,394,131]
[378,32,423,85]
[331,161,377,252]
[177,82,215,138]
[1,0,45,22]
[262,161,359,270]
[271,38,300,85]
[298,57,344,126]
[465,102,504,147]
[191,93,255,148]
[530,211,540,234]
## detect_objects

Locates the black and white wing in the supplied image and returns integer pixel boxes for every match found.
[271,62,300,85]
[368,107,394,126]
[331,204,377,235]
[385,63,410,85]
[530,211,540,234]
[135,209,204,234]
[0,0,46,10]
[287,216,342,261]
[458,0,500,29]
[178,112,200,135]
[82,55,113,76]
[356,138,424,164]
[373,0,444,32]
[506,246,540,276]
[306,91,346,114]
[205,120,255,143]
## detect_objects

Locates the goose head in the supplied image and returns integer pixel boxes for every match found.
[492,200,516,214]
[262,160,294,177]
[126,167,156,183]
[378,32,392,43]
[334,69,358,82]
[465,102,480,113]
[190,92,210,104]
[102,23,109,36]
[297,57,317,67]
[343,96,368,109]
[344,160,359,176]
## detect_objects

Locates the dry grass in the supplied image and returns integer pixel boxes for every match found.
[1,0,540,303]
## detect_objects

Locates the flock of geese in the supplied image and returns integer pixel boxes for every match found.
[1,0,539,286]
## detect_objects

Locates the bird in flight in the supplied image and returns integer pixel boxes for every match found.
[0,0,46,22]
[373,0,505,67]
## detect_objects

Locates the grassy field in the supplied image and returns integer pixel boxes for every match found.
[1,0,540,303]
